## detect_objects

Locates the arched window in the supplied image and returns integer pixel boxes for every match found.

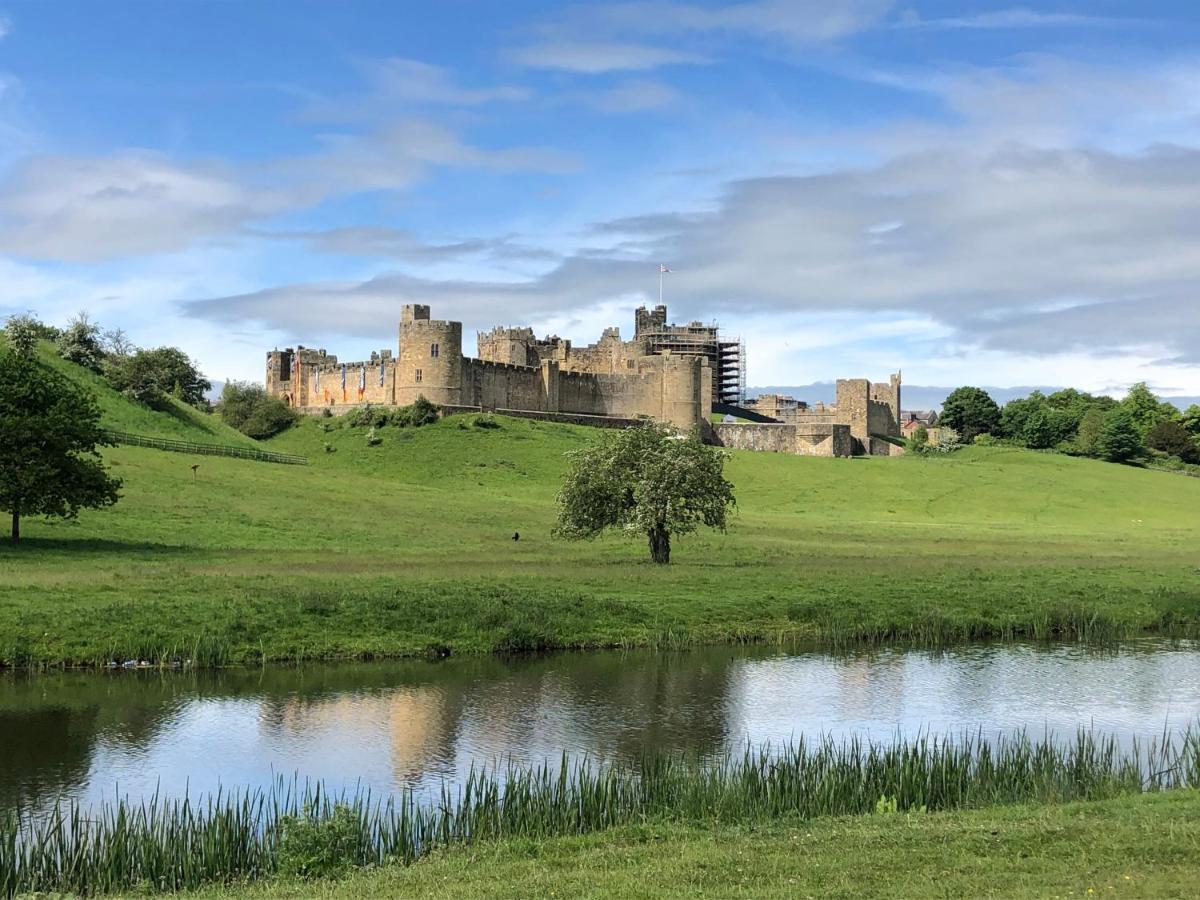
[430,342,440,358]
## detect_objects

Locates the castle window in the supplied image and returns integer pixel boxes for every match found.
[627,359,635,369]
[415,369,423,383]
[430,343,440,358]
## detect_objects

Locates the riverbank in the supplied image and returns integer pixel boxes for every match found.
[3,415,1200,668]
[197,791,1200,899]
[5,728,1197,896]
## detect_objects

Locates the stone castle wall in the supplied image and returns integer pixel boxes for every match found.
[712,423,854,457]
[266,303,900,457]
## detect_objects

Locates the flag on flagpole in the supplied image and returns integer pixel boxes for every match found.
[659,264,672,273]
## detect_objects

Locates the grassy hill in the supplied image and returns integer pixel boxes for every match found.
[3,370,1200,666]
[0,336,259,448]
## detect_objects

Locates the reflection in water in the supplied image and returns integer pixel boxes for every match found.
[2,640,1198,813]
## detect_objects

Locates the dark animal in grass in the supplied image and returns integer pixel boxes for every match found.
[512,532,520,542]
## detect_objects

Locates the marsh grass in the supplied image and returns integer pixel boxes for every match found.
[4,728,1198,896]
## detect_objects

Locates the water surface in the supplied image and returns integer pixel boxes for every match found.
[2,640,1198,812]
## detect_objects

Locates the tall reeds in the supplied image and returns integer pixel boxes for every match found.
[3,727,1197,896]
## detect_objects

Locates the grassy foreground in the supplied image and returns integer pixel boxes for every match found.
[199,792,1200,899]
[3,393,1200,665]
[2,345,1200,666]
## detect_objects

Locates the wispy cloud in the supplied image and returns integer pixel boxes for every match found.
[591,79,680,112]
[507,40,710,73]
[0,13,11,40]
[895,7,1133,31]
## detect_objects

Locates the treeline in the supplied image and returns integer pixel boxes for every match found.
[938,384,1200,469]
[4,312,297,440]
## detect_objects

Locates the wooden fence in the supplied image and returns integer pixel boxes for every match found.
[102,430,308,466]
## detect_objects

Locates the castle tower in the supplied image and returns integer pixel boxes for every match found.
[659,354,707,430]
[265,349,295,404]
[396,305,463,406]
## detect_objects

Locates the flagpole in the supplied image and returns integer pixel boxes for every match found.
[659,265,663,307]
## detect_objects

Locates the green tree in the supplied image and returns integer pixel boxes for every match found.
[554,422,735,564]
[0,351,122,543]
[55,311,105,372]
[106,347,211,409]
[1181,405,1200,437]
[1022,407,1059,449]
[1120,383,1179,438]
[1097,407,1143,463]
[909,426,929,449]
[998,392,1043,440]
[1145,420,1200,464]
[940,387,1000,443]
[1074,407,1106,457]
[217,381,298,439]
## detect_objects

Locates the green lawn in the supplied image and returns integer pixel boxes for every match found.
[3,398,1200,666]
[196,791,1200,898]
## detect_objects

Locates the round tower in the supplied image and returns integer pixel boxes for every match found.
[396,304,463,406]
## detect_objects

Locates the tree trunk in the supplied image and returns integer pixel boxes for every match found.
[648,525,670,564]
[10,509,18,545]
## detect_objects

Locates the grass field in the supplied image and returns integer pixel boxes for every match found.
[193,791,1200,899]
[3,373,1200,666]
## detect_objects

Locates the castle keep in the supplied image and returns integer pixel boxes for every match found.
[266,304,902,457]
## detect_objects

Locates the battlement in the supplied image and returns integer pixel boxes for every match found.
[263,303,900,453]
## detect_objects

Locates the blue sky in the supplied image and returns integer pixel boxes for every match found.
[1,1,1199,396]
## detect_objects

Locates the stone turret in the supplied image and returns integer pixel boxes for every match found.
[397,305,463,405]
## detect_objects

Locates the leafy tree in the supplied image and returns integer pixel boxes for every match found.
[998,391,1044,440]
[940,387,1000,443]
[55,311,105,372]
[217,381,298,439]
[1097,407,1143,463]
[1022,407,1060,449]
[1145,420,1200,464]
[1120,382,1179,438]
[909,426,929,449]
[0,351,121,543]
[1181,405,1200,437]
[106,346,211,409]
[3,314,43,358]
[554,422,735,564]
[1074,407,1107,457]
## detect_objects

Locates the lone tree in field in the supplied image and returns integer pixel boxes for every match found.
[554,422,735,564]
[0,329,122,543]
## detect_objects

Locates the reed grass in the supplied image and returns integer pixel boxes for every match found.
[3,728,1198,896]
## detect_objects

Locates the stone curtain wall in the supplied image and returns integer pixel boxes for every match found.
[306,361,394,409]
[713,423,853,457]
[463,359,547,411]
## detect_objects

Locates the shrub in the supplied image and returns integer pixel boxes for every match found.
[908,426,928,449]
[321,407,333,418]
[275,803,369,880]
[1146,420,1200,464]
[56,312,105,372]
[217,381,298,439]
[2,314,43,358]
[106,347,211,409]
[473,414,501,429]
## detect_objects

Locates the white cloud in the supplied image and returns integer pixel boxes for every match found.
[0,117,576,262]
[184,139,1200,391]
[362,57,530,105]
[895,7,1131,31]
[592,79,680,113]
[0,13,10,40]
[507,41,711,73]
[0,153,291,261]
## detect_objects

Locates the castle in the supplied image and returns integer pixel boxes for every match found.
[266,304,903,457]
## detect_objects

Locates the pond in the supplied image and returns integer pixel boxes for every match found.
[3,639,1198,813]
